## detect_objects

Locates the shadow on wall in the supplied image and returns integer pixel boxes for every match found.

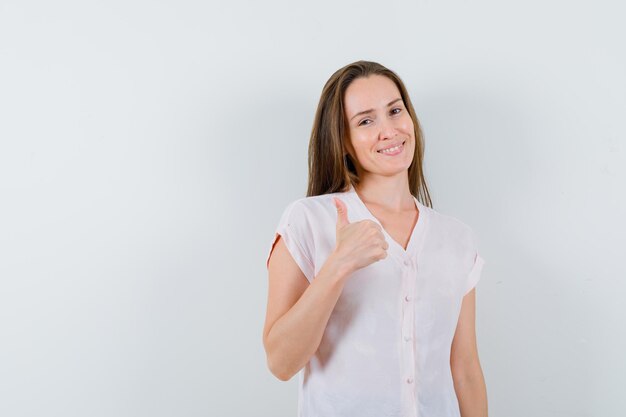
[415,87,595,415]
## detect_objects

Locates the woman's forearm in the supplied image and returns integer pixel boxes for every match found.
[264,254,351,381]
[454,366,488,417]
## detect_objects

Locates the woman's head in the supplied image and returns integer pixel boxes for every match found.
[342,74,415,184]
[307,60,432,207]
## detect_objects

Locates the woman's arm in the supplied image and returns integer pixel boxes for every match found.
[450,288,488,417]
[263,236,351,381]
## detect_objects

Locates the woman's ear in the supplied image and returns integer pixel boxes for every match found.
[343,138,355,159]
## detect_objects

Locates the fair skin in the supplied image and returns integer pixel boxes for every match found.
[263,74,487,416]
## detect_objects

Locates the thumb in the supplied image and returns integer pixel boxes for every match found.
[333,197,350,232]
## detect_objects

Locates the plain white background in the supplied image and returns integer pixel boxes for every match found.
[1,1,624,416]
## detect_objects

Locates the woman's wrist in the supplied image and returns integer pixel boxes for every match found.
[323,251,354,283]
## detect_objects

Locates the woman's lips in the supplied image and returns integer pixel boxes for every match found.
[377,140,405,156]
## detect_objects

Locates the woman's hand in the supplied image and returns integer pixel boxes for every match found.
[331,197,389,275]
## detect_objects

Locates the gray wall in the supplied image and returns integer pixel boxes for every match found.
[0,1,624,416]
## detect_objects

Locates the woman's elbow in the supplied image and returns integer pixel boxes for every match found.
[266,355,296,381]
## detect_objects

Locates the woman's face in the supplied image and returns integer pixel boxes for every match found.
[343,75,415,179]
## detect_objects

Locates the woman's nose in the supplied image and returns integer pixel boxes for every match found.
[378,115,397,139]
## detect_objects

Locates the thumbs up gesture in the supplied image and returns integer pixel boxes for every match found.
[332,197,389,274]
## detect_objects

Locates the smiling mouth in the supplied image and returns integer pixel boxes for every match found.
[377,140,406,155]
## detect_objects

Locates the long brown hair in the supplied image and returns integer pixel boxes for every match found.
[306,60,433,208]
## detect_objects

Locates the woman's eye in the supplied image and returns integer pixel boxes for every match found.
[358,108,401,126]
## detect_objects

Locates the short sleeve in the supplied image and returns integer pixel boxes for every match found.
[464,251,485,295]
[266,201,315,283]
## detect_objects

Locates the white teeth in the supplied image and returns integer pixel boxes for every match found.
[378,143,403,154]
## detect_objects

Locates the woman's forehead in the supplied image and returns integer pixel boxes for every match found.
[344,76,401,116]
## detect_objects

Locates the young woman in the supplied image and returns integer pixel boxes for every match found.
[263,60,488,417]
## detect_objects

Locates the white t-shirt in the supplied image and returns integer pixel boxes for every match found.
[266,184,485,417]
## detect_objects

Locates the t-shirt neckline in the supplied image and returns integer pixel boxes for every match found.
[346,184,428,260]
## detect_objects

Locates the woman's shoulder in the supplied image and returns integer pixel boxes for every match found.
[276,190,351,228]
[423,204,476,238]
[284,189,350,212]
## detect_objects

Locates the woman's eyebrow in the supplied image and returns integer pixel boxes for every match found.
[350,98,403,121]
